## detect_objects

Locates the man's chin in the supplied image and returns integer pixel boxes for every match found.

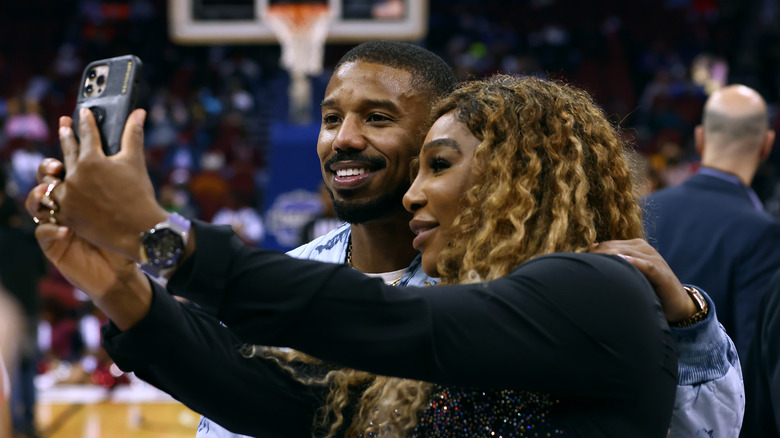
[329,182,409,225]
[333,201,394,224]
[333,195,405,224]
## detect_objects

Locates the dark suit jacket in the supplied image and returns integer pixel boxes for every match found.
[742,268,780,437]
[644,172,780,360]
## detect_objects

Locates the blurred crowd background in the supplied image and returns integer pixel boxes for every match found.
[0,0,779,436]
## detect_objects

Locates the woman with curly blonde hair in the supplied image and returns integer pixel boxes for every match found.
[424,75,644,284]
[268,75,672,436]
[251,75,673,437]
[32,75,680,437]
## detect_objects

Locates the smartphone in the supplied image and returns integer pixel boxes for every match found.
[72,55,144,156]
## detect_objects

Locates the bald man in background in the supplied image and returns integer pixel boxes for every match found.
[643,84,780,362]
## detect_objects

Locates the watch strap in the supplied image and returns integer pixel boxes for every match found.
[168,212,192,233]
[140,257,161,278]
[670,286,710,328]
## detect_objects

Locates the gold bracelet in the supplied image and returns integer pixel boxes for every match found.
[670,286,709,328]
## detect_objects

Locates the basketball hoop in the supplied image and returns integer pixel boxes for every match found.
[265,3,332,124]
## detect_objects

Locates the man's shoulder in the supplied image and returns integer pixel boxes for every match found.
[645,178,703,203]
[645,177,760,213]
[287,222,350,262]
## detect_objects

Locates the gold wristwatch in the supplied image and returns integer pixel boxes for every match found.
[670,286,709,328]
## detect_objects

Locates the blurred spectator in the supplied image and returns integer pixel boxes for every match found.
[644,84,780,361]
[212,193,265,245]
[37,268,80,365]
[651,138,699,187]
[158,178,198,218]
[2,98,48,145]
[189,150,230,222]
[8,142,44,202]
[0,166,45,438]
[145,91,182,149]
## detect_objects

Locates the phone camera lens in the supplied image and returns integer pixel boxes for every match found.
[86,84,94,94]
[97,75,105,86]
[88,69,97,79]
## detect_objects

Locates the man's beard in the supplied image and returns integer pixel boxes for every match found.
[329,183,409,224]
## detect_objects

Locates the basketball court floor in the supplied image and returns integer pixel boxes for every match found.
[36,378,200,438]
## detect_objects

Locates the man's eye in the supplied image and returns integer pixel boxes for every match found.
[366,113,391,123]
[429,157,451,173]
[322,114,340,125]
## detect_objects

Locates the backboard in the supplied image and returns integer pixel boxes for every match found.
[169,0,428,44]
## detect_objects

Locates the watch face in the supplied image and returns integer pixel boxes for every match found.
[142,228,184,268]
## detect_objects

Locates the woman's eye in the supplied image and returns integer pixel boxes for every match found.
[429,157,451,173]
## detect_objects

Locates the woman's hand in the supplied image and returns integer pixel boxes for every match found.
[33,217,152,331]
[26,109,168,261]
[34,220,137,300]
[590,238,697,323]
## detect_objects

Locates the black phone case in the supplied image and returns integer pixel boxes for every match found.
[72,55,143,156]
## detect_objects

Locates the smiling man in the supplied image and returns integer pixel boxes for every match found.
[284,42,457,283]
[318,60,429,225]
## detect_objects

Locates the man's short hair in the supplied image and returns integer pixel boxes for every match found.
[703,110,769,144]
[335,40,456,102]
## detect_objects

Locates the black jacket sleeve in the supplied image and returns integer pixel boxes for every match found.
[168,221,676,397]
[101,278,321,437]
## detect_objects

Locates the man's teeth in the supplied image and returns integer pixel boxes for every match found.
[336,168,368,177]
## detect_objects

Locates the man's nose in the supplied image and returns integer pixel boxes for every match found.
[332,116,367,152]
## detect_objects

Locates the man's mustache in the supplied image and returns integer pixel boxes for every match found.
[324,152,387,170]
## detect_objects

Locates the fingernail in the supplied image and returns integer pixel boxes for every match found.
[132,109,146,124]
[59,126,68,136]
[80,108,89,118]
[56,226,70,238]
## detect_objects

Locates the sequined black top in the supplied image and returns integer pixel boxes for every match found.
[106,222,678,437]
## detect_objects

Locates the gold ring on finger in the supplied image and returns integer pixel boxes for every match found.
[41,180,61,212]
[48,209,58,225]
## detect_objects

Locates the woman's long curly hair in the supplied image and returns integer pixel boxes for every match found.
[435,75,644,284]
[262,75,644,437]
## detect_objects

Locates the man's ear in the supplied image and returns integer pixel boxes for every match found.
[694,125,705,157]
[760,129,775,162]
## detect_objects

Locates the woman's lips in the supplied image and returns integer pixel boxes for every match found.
[409,219,439,250]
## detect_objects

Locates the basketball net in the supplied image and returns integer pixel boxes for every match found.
[265,3,332,124]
